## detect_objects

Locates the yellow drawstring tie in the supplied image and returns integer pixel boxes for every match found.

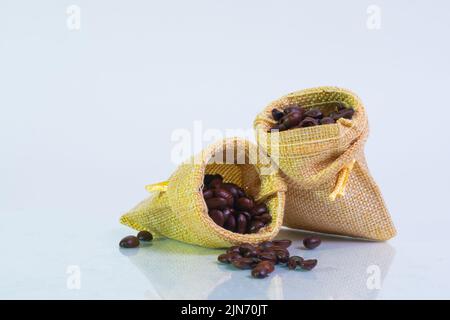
[329,160,356,201]
[145,181,169,193]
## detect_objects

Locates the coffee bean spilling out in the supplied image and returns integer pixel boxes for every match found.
[119,230,153,248]
[217,239,319,279]
[269,102,355,132]
[303,236,321,250]
[203,174,272,234]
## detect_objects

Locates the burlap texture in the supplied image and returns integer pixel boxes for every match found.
[120,138,287,248]
[254,87,396,241]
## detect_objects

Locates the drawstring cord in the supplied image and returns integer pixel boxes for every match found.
[329,159,356,201]
[145,181,169,193]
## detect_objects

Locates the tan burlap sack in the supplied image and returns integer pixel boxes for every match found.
[120,137,287,248]
[254,86,396,241]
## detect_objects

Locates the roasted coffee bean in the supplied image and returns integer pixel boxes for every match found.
[221,183,241,199]
[226,246,241,254]
[214,188,234,207]
[222,208,233,223]
[236,213,248,234]
[232,257,259,270]
[272,248,290,263]
[251,203,268,216]
[218,252,241,264]
[137,231,153,242]
[299,259,318,271]
[270,102,355,132]
[284,105,303,115]
[303,236,321,249]
[338,108,355,119]
[251,267,269,278]
[224,214,236,232]
[253,213,272,224]
[202,189,213,200]
[237,211,251,222]
[205,197,228,210]
[271,239,292,249]
[203,174,216,186]
[239,244,257,256]
[320,117,335,125]
[257,251,278,263]
[209,209,225,227]
[271,108,285,121]
[287,256,304,270]
[280,111,303,129]
[249,220,265,233]
[119,235,140,248]
[208,174,223,189]
[304,109,323,119]
[251,261,275,278]
[299,117,319,128]
[259,241,275,249]
[236,197,254,211]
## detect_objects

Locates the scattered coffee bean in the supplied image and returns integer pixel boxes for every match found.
[251,261,275,279]
[119,235,140,248]
[269,102,355,132]
[217,240,317,279]
[303,236,322,250]
[218,252,241,264]
[299,259,318,271]
[232,257,260,270]
[271,239,292,249]
[287,256,304,270]
[137,231,153,242]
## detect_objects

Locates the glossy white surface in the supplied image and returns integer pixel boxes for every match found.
[0,210,449,299]
[1,0,450,299]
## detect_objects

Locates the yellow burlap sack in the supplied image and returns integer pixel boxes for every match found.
[120,138,287,248]
[254,86,396,241]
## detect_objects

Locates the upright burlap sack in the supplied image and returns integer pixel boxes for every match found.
[120,138,287,248]
[254,87,396,241]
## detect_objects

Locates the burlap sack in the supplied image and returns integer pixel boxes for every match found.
[254,86,396,241]
[120,138,287,248]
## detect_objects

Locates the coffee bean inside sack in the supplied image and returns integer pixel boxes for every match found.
[218,239,320,279]
[203,174,272,234]
[269,102,355,132]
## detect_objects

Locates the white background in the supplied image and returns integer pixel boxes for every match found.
[1,0,449,299]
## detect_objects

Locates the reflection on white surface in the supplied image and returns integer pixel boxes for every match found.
[125,229,395,300]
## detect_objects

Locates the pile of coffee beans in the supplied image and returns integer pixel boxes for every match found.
[203,174,272,234]
[269,102,355,132]
[119,230,153,248]
[218,237,321,279]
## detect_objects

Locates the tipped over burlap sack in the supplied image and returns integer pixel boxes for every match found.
[120,138,287,248]
[254,87,396,241]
